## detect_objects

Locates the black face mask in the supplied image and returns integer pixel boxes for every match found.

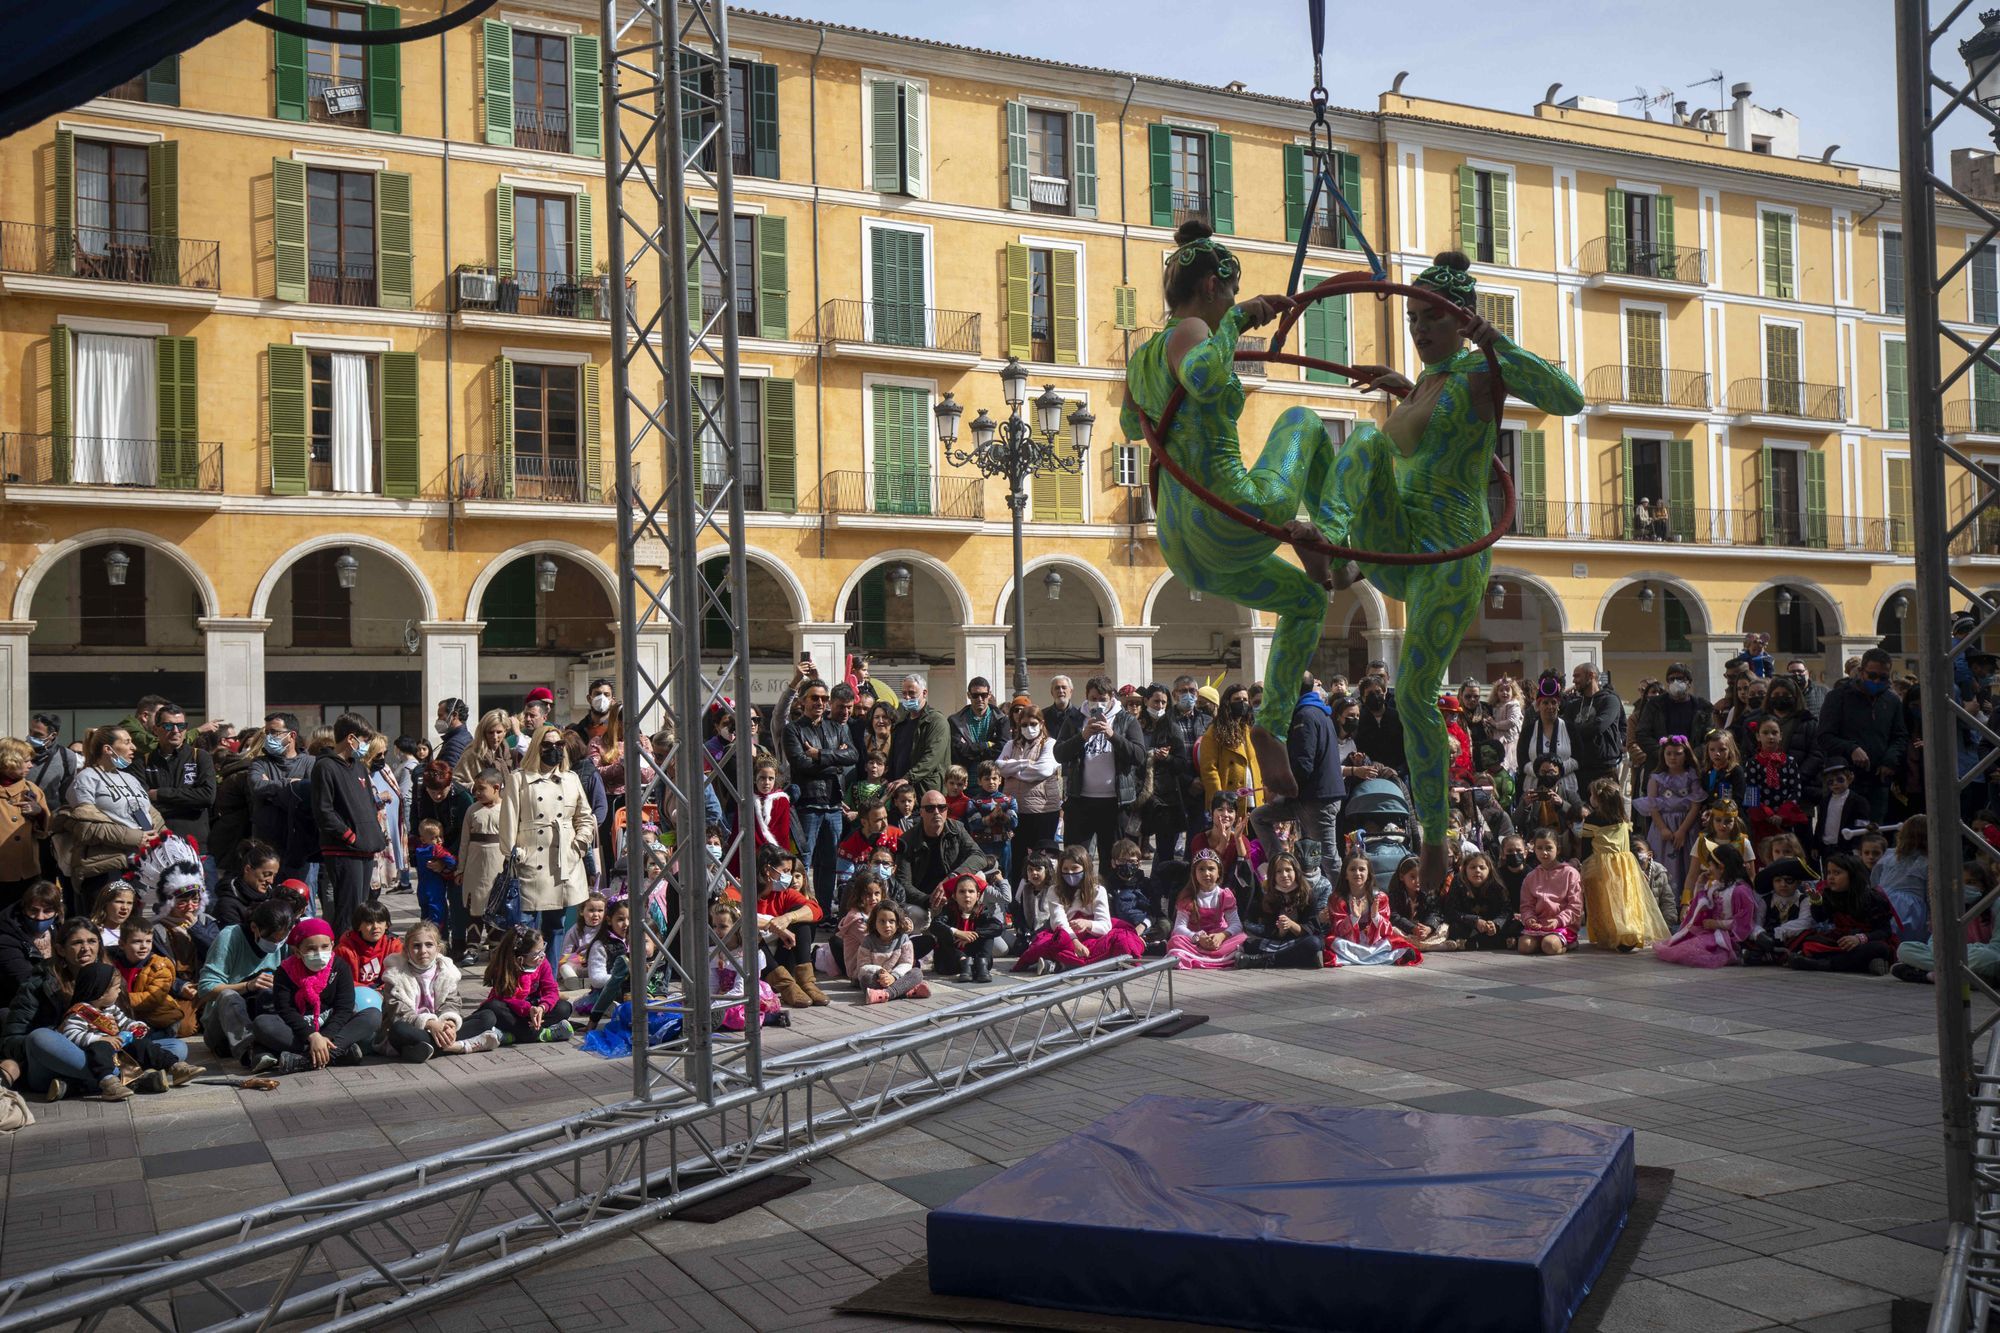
[1338,717,1356,736]
[540,743,563,765]
[1364,697,1385,714]
[1502,852,1527,868]
[1228,701,1254,721]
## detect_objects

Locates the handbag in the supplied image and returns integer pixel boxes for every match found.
[484,848,526,931]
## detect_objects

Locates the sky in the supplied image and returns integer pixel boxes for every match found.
[760,0,1996,171]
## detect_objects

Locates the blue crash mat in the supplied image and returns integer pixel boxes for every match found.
[927,1095,1634,1333]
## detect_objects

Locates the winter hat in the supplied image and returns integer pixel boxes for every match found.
[1196,685,1222,709]
[288,918,334,948]
[525,687,555,705]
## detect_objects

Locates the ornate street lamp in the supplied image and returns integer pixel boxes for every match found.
[536,556,559,594]
[1489,582,1506,612]
[335,550,360,590]
[1639,582,1656,613]
[934,367,1093,694]
[1777,587,1795,618]
[102,546,131,588]
[885,562,912,599]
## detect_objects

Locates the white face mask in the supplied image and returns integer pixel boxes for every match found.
[1147,704,1167,719]
[591,694,612,714]
[1021,724,1041,740]
[433,718,449,736]
[1667,680,1690,699]
[301,948,333,972]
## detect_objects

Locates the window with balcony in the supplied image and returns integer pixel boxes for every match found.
[1758,443,1827,548]
[1149,124,1232,233]
[1170,130,1206,224]
[276,1,400,130]
[74,140,150,281]
[870,383,931,515]
[513,363,581,500]
[1300,271,1348,384]
[307,168,376,306]
[679,56,778,177]
[1888,454,1912,553]
[35,132,212,288]
[1284,146,1359,249]
[1765,324,1803,415]
[308,351,379,493]
[305,3,366,124]
[483,19,600,157]
[42,329,205,489]
[1885,337,1908,431]
[697,376,763,509]
[1004,243,1077,365]
[512,30,571,152]
[1031,395,1086,522]
[868,225,928,348]
[686,212,787,341]
[1023,108,1071,214]
[1484,427,1548,536]
[268,344,415,496]
[1625,309,1665,403]
[1883,228,1905,316]
[866,77,925,195]
[104,56,179,106]
[515,190,573,311]
[696,212,757,337]
[1461,167,1511,265]
[291,549,354,648]
[1027,248,1054,361]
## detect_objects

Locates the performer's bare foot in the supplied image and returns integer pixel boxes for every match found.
[1420,840,1450,898]
[1282,520,1360,591]
[1250,726,1299,799]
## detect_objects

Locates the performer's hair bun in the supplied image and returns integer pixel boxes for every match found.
[1174,219,1216,246]
[1432,249,1472,272]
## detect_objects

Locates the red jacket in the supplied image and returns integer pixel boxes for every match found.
[756,886,823,923]
[335,931,402,988]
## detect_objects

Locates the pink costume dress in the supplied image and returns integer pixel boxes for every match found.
[1517,862,1584,947]
[1634,767,1699,895]
[1322,891,1421,967]
[1652,879,1758,968]
[1167,886,1246,969]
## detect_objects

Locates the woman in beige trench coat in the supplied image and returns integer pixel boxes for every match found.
[499,724,596,948]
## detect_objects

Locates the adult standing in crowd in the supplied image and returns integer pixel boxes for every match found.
[224,713,313,876]
[785,676,857,914]
[119,695,167,761]
[143,703,217,865]
[1200,683,1263,820]
[1785,659,1827,715]
[1632,663,1709,781]
[1515,672,1576,785]
[1252,675,1342,865]
[313,713,385,939]
[0,740,49,910]
[1351,677,1406,778]
[1563,663,1625,793]
[1055,676,1146,868]
[1818,648,1908,823]
[569,678,615,750]
[1044,675,1085,742]
[1137,683,1194,859]
[500,724,596,947]
[434,699,473,769]
[889,675,950,794]
[998,705,1062,873]
[56,725,162,902]
[455,709,514,788]
[949,677,1011,773]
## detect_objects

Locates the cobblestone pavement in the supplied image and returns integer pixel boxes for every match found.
[0,947,1963,1332]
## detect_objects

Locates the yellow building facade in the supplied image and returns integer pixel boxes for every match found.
[0,4,1967,737]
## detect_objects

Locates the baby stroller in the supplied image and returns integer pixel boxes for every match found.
[1336,778,1421,892]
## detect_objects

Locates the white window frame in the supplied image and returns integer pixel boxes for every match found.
[859,70,930,200]
[1619,299,1672,401]
[1028,388,1092,524]
[858,216,935,345]
[1465,156,1518,267]
[1881,333,1909,432]
[1017,231,1088,368]
[1967,235,1999,325]
[1756,203,1801,302]
[859,371,937,514]
[1879,224,1905,315]
[1763,435,1812,533]
[1112,442,1142,489]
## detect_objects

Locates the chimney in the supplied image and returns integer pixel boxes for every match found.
[1953,147,2000,203]
[1673,99,1689,126]
[1727,81,1753,150]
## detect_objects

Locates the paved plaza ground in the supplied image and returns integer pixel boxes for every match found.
[0,946,1964,1332]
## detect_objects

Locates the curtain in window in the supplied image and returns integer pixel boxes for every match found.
[330,351,372,493]
[73,332,156,484]
[75,142,111,254]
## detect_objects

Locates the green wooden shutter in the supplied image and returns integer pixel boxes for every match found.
[582,362,602,501]
[1763,211,1795,298]
[1052,247,1079,366]
[1491,170,1512,264]
[1033,401,1084,522]
[1804,448,1828,548]
[274,0,307,121]
[1337,151,1362,250]
[1664,594,1692,653]
[1885,339,1908,430]
[268,344,308,495]
[376,169,413,309]
[902,82,922,195]
[52,130,73,277]
[677,50,704,165]
[570,34,601,159]
[757,214,787,339]
[1668,439,1695,541]
[1657,194,1677,275]
[1459,165,1478,253]
[365,5,400,134]
[145,55,180,106]
[1519,429,1546,536]
[1605,188,1627,273]
[1888,455,1912,551]
[1113,284,1138,330]
[148,140,179,286]
[871,226,923,347]
[491,356,515,498]
[1302,272,1344,384]
[1283,144,1305,242]
[1005,101,1029,210]
[857,568,887,652]
[684,220,701,333]
[272,157,306,301]
[1209,131,1233,234]
[379,350,419,497]
[574,190,593,276]
[1977,359,2000,432]
[869,79,901,192]
[763,377,797,512]
[1072,111,1097,217]
[1759,445,1777,544]
[155,336,199,488]
[748,61,779,177]
[872,384,928,515]
[1620,438,1637,528]
[494,183,514,276]
[1148,124,1172,227]
[481,19,513,146]
[49,326,72,485]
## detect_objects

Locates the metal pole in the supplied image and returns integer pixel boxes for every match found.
[1011,459,1030,697]
[1896,0,1976,1229]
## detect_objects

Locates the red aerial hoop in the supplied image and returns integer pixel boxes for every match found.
[1135,271,1513,568]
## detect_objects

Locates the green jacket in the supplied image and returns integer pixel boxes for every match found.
[892,706,951,794]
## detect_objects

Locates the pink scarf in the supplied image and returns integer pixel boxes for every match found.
[279,917,337,1028]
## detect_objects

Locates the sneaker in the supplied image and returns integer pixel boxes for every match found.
[865,988,890,1004]
[248,1053,281,1076]
[43,1077,67,1103]
[277,1052,311,1076]
[462,1030,503,1054]
[1891,962,1935,985]
[538,1021,574,1043]
[1867,958,1892,977]
[167,1061,203,1087]
[131,1069,170,1095]
[458,949,480,967]
[885,970,925,1000]
[99,1075,133,1101]
[335,1043,367,1067]
[906,982,932,1000]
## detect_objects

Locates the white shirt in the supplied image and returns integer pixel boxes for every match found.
[1082,741,1117,798]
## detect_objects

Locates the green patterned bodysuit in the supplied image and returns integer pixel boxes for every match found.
[1122,305,1582,838]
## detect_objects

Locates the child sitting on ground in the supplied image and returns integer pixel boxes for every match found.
[476,923,574,1043]
[710,899,782,1031]
[558,893,609,986]
[92,882,138,951]
[55,961,200,1100]
[1444,850,1519,951]
[378,921,496,1059]
[336,900,402,994]
[112,916,191,1035]
[756,847,827,1008]
[853,901,931,1003]
[1654,844,1758,968]
[1742,856,1813,966]
[410,818,457,931]
[1104,838,1158,939]
[1238,850,1327,969]
[1323,855,1421,967]
[1517,828,1583,956]
[1385,855,1450,949]
[577,898,633,1016]
[834,871,886,982]
[1631,838,1679,931]
[1167,849,1246,970]
[929,871,1003,983]
[1685,798,1756,920]
[942,765,971,823]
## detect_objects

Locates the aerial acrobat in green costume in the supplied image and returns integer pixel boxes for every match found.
[1120,224,1584,889]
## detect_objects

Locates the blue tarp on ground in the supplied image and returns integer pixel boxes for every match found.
[928,1095,1635,1333]
[0,2,264,139]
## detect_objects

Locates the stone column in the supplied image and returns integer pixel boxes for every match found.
[1361,627,1405,676]
[1830,634,1886,680]
[200,617,272,729]
[956,625,1011,695]
[631,627,674,737]
[1686,633,1739,702]
[1238,625,1276,685]
[422,621,482,721]
[0,621,31,740]
[1549,631,1611,679]
[793,622,850,679]
[1104,625,1157,689]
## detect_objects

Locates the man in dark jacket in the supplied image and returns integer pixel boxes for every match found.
[434,698,473,769]
[1562,663,1625,792]
[888,675,951,793]
[1351,679,1406,776]
[1817,648,1908,822]
[25,714,77,887]
[892,793,983,925]
[948,677,1012,772]
[1630,662,1710,780]
[1251,678,1344,871]
[215,712,312,875]
[144,703,218,848]
[1045,676,1087,745]
[783,678,858,913]
[1053,675,1146,868]
[312,713,386,939]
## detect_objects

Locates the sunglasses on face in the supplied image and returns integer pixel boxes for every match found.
[921,803,948,813]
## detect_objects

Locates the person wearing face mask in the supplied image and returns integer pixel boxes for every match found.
[1249,674,1344,877]
[305,714,387,940]
[0,880,64,1008]
[1816,647,1909,823]
[887,674,952,795]
[195,899,296,1060]
[0,739,51,911]
[247,916,382,1074]
[1350,683,1407,778]
[53,726,164,904]
[498,725,598,953]
[1137,684,1195,859]
[998,706,1063,886]
[1056,676,1149,870]
[1783,661,1826,715]
[568,679,616,748]
[1633,664,1711,783]
[431,699,473,769]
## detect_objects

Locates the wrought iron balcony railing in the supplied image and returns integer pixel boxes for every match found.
[818,298,981,355]
[514,106,570,154]
[820,469,985,520]
[1,220,219,290]
[1727,377,1846,422]
[1575,235,1709,286]
[1493,498,1891,552]
[1944,399,2000,436]
[3,432,222,492]
[1582,364,1711,410]
[451,265,618,321]
[452,452,621,505]
[309,260,377,308]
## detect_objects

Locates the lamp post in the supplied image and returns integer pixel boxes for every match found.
[934,357,1093,695]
